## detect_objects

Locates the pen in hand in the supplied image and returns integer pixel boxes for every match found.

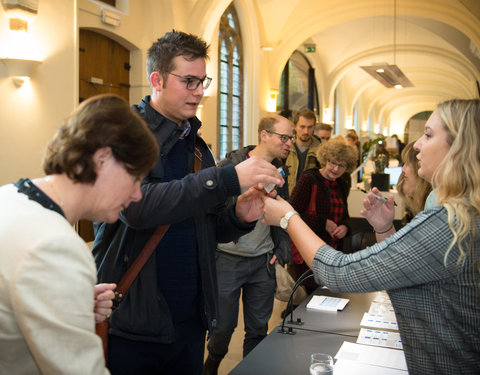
[360,189,397,206]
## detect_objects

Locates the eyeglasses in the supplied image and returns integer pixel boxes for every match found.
[328,160,347,169]
[266,130,294,143]
[167,72,212,90]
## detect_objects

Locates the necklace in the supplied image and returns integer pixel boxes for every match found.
[45,176,64,209]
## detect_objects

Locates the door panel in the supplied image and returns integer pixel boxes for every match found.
[79,29,130,102]
[78,29,130,242]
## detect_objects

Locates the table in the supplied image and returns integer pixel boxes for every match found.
[230,289,377,374]
[284,289,377,337]
[229,329,356,375]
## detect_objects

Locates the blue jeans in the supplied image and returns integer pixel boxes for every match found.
[207,251,276,360]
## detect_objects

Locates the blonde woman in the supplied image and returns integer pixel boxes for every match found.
[262,99,480,374]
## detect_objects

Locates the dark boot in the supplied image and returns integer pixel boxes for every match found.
[202,356,221,375]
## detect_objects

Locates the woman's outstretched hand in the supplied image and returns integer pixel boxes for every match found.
[360,187,395,233]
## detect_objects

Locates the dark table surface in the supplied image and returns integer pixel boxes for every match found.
[283,288,377,337]
[229,328,356,375]
[230,288,378,374]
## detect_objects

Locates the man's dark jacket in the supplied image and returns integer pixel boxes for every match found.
[218,146,291,265]
[92,96,255,344]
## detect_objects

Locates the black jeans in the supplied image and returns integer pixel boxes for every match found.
[206,251,276,360]
[107,314,206,375]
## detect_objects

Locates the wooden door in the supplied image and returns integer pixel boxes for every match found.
[79,29,130,102]
[78,29,130,242]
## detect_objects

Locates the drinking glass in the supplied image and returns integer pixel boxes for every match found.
[309,353,334,375]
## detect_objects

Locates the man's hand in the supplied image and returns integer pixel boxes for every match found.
[234,156,284,190]
[94,283,116,323]
[270,254,278,265]
[235,184,271,223]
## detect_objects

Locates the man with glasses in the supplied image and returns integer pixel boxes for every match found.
[203,115,293,375]
[284,109,321,196]
[92,30,284,375]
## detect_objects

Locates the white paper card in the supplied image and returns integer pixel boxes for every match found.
[360,312,399,331]
[335,341,407,371]
[357,328,403,349]
[373,291,391,304]
[368,301,395,315]
[333,359,408,375]
[306,295,349,311]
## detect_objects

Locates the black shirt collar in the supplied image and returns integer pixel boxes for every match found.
[15,178,65,218]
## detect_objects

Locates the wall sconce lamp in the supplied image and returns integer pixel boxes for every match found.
[267,89,278,112]
[1,58,41,87]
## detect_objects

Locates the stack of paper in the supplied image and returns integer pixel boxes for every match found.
[306,295,349,311]
[334,342,408,374]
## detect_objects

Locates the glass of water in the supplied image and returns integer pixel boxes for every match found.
[310,353,334,375]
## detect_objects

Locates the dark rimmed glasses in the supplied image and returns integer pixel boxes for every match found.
[266,130,294,143]
[168,72,212,90]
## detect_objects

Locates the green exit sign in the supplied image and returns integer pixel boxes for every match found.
[304,44,316,53]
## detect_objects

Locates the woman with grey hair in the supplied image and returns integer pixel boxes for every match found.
[288,139,357,290]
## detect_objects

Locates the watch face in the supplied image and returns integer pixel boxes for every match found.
[280,217,288,230]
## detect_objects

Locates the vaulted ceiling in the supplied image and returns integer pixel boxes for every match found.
[249,0,480,133]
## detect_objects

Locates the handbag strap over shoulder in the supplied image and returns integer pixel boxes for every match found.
[114,224,169,303]
[306,171,319,216]
[114,141,203,304]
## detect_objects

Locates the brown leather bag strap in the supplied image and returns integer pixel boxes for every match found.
[114,225,169,303]
[193,141,202,173]
[114,140,202,304]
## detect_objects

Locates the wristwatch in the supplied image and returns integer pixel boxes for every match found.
[280,210,299,230]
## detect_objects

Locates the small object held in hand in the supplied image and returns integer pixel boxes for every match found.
[264,166,285,193]
[360,188,397,206]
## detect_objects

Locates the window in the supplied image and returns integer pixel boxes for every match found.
[218,4,243,160]
[277,51,319,119]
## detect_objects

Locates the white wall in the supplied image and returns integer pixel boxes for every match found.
[0,0,77,186]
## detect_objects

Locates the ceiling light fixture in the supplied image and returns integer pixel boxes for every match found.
[360,0,413,89]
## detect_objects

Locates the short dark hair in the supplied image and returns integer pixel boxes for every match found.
[146,30,210,84]
[317,123,333,132]
[293,108,316,125]
[43,94,159,183]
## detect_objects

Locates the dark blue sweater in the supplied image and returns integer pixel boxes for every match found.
[156,137,199,323]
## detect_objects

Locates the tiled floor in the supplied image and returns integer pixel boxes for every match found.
[204,298,288,375]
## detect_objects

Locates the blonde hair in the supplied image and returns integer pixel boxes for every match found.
[432,99,480,265]
[397,142,432,216]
